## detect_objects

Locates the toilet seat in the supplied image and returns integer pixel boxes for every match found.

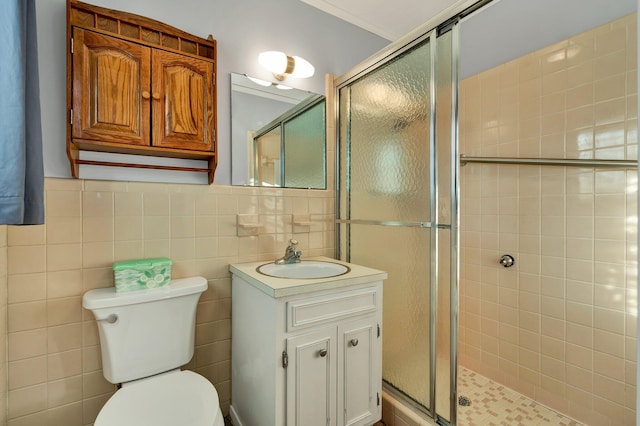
[95,370,224,426]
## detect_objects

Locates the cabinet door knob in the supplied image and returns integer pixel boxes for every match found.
[142,91,151,99]
[350,338,359,347]
[318,348,327,357]
[152,92,161,100]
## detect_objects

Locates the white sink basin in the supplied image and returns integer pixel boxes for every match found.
[257,261,350,279]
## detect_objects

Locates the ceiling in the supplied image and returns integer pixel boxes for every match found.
[299,0,459,41]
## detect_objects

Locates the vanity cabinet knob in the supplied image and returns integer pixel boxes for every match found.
[142,91,151,99]
[152,92,161,100]
[318,349,327,357]
[350,338,359,347]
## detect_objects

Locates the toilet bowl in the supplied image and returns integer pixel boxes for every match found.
[83,276,223,426]
[95,370,224,426]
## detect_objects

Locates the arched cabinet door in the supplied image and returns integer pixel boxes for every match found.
[151,49,214,151]
[72,28,151,146]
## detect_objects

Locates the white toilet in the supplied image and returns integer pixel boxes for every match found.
[83,276,224,426]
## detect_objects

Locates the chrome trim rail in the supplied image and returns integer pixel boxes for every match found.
[460,156,638,168]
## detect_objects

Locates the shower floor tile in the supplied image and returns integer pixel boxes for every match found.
[457,367,583,426]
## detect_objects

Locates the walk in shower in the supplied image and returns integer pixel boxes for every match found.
[335,0,638,425]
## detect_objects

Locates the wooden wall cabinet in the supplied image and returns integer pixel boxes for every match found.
[67,0,217,183]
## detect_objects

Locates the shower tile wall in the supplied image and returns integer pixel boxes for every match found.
[459,13,637,426]
[2,179,335,426]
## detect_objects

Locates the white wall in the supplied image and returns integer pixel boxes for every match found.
[35,0,388,185]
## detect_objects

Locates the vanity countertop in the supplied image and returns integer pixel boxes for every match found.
[229,256,387,298]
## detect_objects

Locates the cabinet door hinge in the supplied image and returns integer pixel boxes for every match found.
[377,324,380,338]
[69,109,73,125]
[377,392,380,406]
[70,37,74,54]
[282,350,288,368]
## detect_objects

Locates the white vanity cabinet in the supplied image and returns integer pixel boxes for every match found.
[229,257,386,426]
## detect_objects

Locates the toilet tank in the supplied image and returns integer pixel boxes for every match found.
[83,276,207,384]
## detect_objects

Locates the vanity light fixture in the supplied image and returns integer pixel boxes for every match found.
[246,75,294,90]
[258,51,315,80]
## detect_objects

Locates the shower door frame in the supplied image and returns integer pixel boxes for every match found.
[333,1,493,424]
[337,27,441,420]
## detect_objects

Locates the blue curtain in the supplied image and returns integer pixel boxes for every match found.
[0,0,44,225]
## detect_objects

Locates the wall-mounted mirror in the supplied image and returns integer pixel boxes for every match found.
[231,73,326,188]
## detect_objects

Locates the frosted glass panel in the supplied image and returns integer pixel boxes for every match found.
[255,128,281,187]
[340,38,434,411]
[348,42,431,223]
[349,224,431,408]
[284,100,326,188]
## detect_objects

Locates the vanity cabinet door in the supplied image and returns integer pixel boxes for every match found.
[286,327,337,426]
[338,317,381,426]
[151,49,214,151]
[72,28,151,146]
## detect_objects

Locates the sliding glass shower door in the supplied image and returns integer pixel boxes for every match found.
[337,23,459,424]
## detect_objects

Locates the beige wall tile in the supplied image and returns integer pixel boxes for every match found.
[46,401,83,426]
[8,329,47,362]
[8,302,46,333]
[82,192,113,217]
[82,217,114,242]
[8,383,47,418]
[46,243,82,272]
[0,155,318,423]
[46,191,81,218]
[47,375,82,409]
[47,270,82,299]
[143,192,170,216]
[7,273,46,304]
[142,216,171,240]
[7,411,47,426]
[82,242,113,269]
[8,356,47,390]
[45,217,81,245]
[7,246,45,275]
[114,192,142,217]
[114,215,143,241]
[82,371,115,399]
[47,350,82,382]
[7,226,45,247]
[81,346,102,373]
[114,240,144,262]
[47,297,82,327]
[47,324,82,354]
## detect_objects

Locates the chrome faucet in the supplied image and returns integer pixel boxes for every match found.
[275,239,302,264]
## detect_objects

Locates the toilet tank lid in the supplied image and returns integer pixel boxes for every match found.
[83,276,207,310]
